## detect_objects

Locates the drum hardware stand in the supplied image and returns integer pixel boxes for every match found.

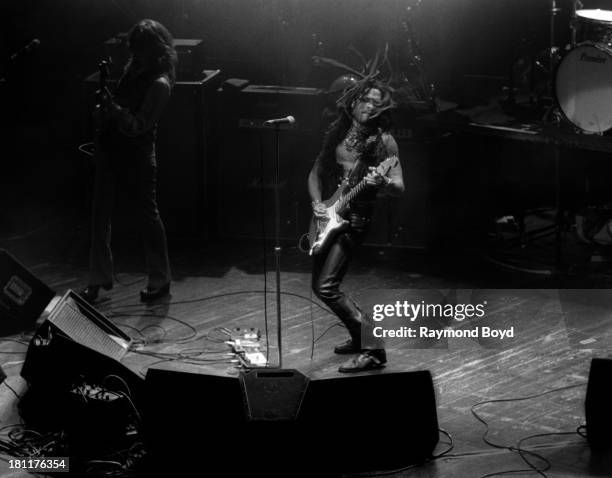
[549,1,561,76]
[539,0,563,109]
[569,1,581,48]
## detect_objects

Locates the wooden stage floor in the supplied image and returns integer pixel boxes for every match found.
[1,219,612,477]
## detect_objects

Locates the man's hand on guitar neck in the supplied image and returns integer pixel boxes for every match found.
[364,166,391,188]
[312,200,329,219]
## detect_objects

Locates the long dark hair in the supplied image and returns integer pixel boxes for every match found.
[124,19,178,85]
[316,81,393,194]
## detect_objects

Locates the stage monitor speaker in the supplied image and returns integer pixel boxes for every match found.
[19,290,143,434]
[46,289,131,361]
[240,368,309,421]
[300,370,439,473]
[20,290,133,386]
[585,357,612,451]
[0,249,55,335]
[142,366,438,476]
[19,328,143,433]
[216,85,324,240]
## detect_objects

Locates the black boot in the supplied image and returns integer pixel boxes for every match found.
[140,283,170,302]
[326,297,364,350]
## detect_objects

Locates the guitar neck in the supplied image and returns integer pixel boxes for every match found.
[334,155,396,212]
[336,178,368,212]
[97,60,109,102]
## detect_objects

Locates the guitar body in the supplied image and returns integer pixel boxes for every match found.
[308,181,350,256]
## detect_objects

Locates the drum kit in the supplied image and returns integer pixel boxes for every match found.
[555,4,612,134]
[560,6,612,247]
[495,3,612,264]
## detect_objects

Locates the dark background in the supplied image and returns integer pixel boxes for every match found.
[1,0,605,250]
[0,0,570,111]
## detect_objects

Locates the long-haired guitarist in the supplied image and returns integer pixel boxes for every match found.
[82,19,177,303]
[308,78,404,372]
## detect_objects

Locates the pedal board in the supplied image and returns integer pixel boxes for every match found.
[226,327,267,367]
[70,383,123,402]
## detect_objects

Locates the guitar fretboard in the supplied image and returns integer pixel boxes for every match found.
[335,178,368,213]
[334,156,396,213]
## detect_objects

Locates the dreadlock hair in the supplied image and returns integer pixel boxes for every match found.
[315,79,395,196]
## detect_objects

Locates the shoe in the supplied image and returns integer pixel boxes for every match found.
[79,282,112,303]
[334,339,361,355]
[140,283,170,302]
[338,350,387,373]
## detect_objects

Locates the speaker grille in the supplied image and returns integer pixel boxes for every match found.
[239,369,310,421]
[48,291,130,362]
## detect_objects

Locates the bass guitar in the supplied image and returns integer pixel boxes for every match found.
[308,155,398,256]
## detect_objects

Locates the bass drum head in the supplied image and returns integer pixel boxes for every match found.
[555,43,612,133]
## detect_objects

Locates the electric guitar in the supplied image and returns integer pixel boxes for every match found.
[308,156,398,256]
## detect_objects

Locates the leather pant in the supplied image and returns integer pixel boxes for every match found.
[311,211,382,350]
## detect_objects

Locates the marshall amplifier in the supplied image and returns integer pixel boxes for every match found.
[215,85,324,240]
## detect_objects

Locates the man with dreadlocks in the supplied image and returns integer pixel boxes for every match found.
[308,78,404,372]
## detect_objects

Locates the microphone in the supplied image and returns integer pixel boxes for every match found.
[263,115,296,126]
[10,38,40,61]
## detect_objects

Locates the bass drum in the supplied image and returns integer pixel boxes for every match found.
[555,43,612,133]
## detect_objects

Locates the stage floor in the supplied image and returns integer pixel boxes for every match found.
[1,214,612,476]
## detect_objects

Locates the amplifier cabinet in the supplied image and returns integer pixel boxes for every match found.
[215,85,324,241]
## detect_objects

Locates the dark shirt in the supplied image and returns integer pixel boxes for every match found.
[99,71,172,157]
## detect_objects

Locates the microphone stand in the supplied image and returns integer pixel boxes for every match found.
[570,1,580,48]
[273,123,283,368]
